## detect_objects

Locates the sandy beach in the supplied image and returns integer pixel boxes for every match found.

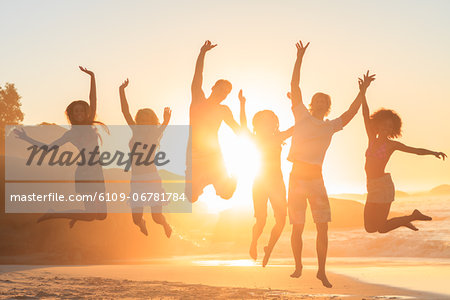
[1,258,448,299]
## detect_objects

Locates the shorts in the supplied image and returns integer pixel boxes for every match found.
[253,175,287,221]
[288,173,331,224]
[366,173,395,204]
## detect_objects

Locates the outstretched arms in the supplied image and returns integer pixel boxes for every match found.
[340,71,375,127]
[14,128,70,148]
[191,40,217,103]
[290,40,309,108]
[393,141,447,160]
[79,66,97,123]
[238,89,250,133]
[119,79,136,126]
[278,126,294,141]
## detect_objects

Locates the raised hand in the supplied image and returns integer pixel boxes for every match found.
[238,89,246,104]
[14,128,28,140]
[79,66,94,76]
[434,151,447,160]
[120,78,129,90]
[200,40,217,52]
[296,40,310,58]
[358,70,376,92]
[163,107,172,124]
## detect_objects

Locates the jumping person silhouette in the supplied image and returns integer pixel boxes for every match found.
[186,40,241,203]
[119,78,172,238]
[238,89,293,267]
[287,41,373,288]
[14,66,107,228]
[360,72,446,234]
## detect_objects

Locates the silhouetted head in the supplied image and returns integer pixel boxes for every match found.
[370,109,402,139]
[252,110,279,136]
[309,92,331,117]
[210,79,232,103]
[135,108,160,125]
[66,100,91,125]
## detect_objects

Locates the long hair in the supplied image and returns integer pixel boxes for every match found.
[135,108,160,125]
[65,100,108,143]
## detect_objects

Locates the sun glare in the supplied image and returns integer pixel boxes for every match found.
[220,130,261,185]
[197,129,261,214]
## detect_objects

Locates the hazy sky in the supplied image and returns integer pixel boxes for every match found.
[1,0,449,194]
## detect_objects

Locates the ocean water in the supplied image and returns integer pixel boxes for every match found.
[341,194,450,258]
[262,194,450,259]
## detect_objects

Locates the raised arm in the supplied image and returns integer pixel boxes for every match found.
[191,40,217,103]
[290,40,309,108]
[393,141,447,160]
[340,71,375,127]
[238,89,250,133]
[119,79,135,126]
[360,72,376,140]
[159,107,172,133]
[79,66,97,123]
[222,106,241,135]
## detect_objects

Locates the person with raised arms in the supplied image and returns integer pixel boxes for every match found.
[287,40,374,288]
[187,40,240,203]
[15,66,108,228]
[360,73,446,234]
[238,89,293,267]
[119,78,172,238]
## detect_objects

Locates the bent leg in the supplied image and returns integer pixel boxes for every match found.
[213,175,237,200]
[263,183,287,267]
[131,207,147,236]
[151,206,172,238]
[365,202,418,233]
[37,211,98,224]
[263,214,285,267]
[250,217,266,260]
[250,181,268,260]
[364,202,390,233]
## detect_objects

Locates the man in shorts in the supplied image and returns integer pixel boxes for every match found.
[287,41,369,288]
[186,40,240,203]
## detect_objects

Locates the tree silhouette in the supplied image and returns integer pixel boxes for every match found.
[0,83,23,153]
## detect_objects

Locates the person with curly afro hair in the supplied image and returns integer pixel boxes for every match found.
[361,72,447,234]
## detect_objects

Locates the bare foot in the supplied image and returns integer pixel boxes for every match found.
[405,222,418,231]
[317,271,332,288]
[69,219,77,229]
[139,219,148,236]
[412,209,432,221]
[262,246,272,268]
[163,223,172,238]
[290,267,302,278]
[249,243,257,261]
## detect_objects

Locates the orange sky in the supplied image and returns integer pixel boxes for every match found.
[1,0,449,194]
